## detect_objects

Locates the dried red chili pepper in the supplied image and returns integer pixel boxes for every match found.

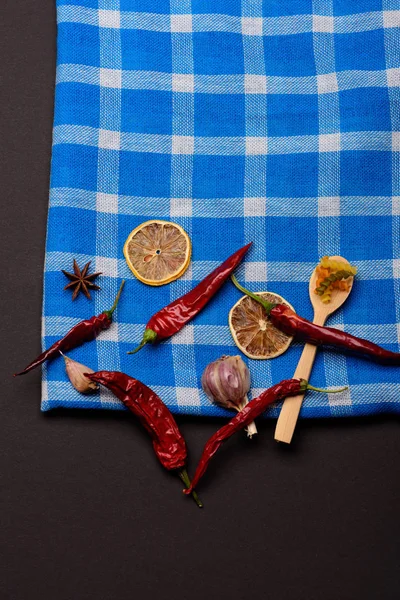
[86,370,203,508]
[232,276,400,366]
[128,242,252,354]
[184,378,345,495]
[14,281,125,376]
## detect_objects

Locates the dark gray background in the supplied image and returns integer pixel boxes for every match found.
[1,2,399,599]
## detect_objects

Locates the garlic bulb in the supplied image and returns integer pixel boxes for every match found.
[61,353,98,394]
[202,355,257,437]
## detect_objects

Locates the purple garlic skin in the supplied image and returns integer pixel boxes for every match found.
[201,355,250,411]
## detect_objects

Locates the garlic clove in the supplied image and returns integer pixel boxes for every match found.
[202,355,250,411]
[202,355,257,437]
[61,353,98,394]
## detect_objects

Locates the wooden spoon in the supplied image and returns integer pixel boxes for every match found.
[274,256,354,444]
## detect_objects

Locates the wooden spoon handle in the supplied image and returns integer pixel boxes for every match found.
[274,343,318,443]
[274,310,327,444]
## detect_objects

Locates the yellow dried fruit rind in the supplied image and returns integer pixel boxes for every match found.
[123,220,191,286]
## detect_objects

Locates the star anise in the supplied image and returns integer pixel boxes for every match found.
[62,259,102,300]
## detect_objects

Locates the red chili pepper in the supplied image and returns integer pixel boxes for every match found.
[128,242,252,354]
[232,276,400,366]
[14,280,125,376]
[86,370,203,508]
[184,378,345,495]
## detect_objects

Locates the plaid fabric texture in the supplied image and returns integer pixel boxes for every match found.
[42,0,400,417]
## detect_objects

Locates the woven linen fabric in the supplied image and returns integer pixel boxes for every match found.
[42,0,400,418]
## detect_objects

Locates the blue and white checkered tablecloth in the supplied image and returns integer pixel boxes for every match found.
[42,0,400,417]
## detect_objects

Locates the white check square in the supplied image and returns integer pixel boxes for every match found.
[393,132,400,152]
[245,74,267,94]
[95,256,119,278]
[313,15,334,33]
[387,68,400,87]
[384,10,400,28]
[99,323,119,342]
[242,17,263,36]
[392,197,400,215]
[245,262,267,282]
[319,133,340,152]
[244,197,266,217]
[246,137,267,155]
[172,135,194,154]
[172,73,194,93]
[176,387,201,406]
[317,73,338,94]
[99,9,120,29]
[100,68,122,89]
[99,129,120,150]
[171,14,192,32]
[170,197,192,217]
[96,193,118,214]
[172,325,194,345]
[394,259,400,279]
[318,196,340,217]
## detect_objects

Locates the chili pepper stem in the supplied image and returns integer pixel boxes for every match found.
[178,468,203,508]
[300,379,348,394]
[127,329,158,354]
[231,275,276,314]
[307,383,348,394]
[104,280,126,319]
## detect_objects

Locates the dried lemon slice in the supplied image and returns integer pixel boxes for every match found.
[229,291,294,360]
[123,220,191,286]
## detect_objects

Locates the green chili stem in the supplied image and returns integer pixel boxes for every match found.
[179,468,203,509]
[127,339,147,355]
[104,280,125,319]
[307,384,348,394]
[127,329,158,355]
[231,275,276,314]
[299,379,348,394]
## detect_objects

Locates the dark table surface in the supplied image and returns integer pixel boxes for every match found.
[1,3,399,599]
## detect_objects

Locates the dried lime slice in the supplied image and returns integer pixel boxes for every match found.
[229,292,294,359]
[123,220,191,286]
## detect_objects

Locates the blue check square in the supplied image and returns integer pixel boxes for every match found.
[268,94,319,137]
[193,32,244,75]
[121,90,173,135]
[193,155,245,198]
[339,88,392,133]
[194,93,245,137]
[119,152,171,197]
[121,30,172,72]
[340,151,391,196]
[264,34,316,76]
[341,216,393,260]
[55,83,101,129]
[58,23,99,67]
[51,144,99,191]
[120,0,171,12]
[333,0,383,15]
[266,153,319,197]
[263,0,313,16]
[335,30,386,72]
[192,0,242,16]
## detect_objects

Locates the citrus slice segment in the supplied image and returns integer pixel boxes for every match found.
[123,220,191,286]
[229,291,294,360]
